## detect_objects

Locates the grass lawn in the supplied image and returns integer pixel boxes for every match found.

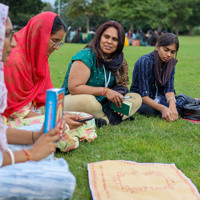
[49,36,200,200]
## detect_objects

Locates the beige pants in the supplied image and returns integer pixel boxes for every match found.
[64,93,142,124]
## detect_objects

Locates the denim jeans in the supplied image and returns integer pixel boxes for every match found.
[138,94,183,117]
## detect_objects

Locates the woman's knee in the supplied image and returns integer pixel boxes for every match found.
[64,94,104,118]
[138,104,159,116]
[132,93,142,108]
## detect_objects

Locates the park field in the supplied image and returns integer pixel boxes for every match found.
[49,36,200,200]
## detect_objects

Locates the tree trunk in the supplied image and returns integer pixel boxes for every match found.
[174,25,179,36]
[130,22,134,31]
[189,26,194,37]
[158,23,162,31]
[58,0,61,16]
[86,15,90,33]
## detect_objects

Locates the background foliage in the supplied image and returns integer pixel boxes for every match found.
[3,0,200,35]
[1,0,45,27]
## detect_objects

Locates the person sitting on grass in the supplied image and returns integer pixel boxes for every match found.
[126,29,135,46]
[64,26,76,43]
[135,28,148,46]
[130,33,183,122]
[3,12,97,152]
[71,27,83,43]
[0,4,75,199]
[62,21,142,127]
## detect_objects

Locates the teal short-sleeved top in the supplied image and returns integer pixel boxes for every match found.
[62,48,115,103]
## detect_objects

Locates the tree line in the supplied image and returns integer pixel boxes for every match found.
[2,0,200,36]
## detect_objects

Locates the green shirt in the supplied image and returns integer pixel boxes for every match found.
[62,48,115,103]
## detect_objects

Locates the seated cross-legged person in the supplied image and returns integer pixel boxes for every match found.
[0,4,75,199]
[130,33,183,122]
[62,21,142,127]
[3,12,97,151]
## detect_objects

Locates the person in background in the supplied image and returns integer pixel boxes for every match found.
[135,28,148,46]
[62,21,142,127]
[0,3,76,199]
[130,33,182,122]
[146,30,158,46]
[71,27,83,43]
[155,30,162,37]
[64,26,76,43]
[83,27,96,43]
[126,29,135,46]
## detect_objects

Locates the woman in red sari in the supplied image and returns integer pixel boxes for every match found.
[3,12,97,151]
[4,12,65,120]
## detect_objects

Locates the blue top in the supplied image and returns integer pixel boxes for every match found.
[126,32,136,40]
[130,52,175,99]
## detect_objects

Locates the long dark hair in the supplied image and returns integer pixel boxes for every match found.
[157,33,179,57]
[51,16,67,34]
[71,27,81,43]
[86,20,125,64]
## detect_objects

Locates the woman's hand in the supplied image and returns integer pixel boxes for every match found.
[28,128,60,161]
[169,104,179,121]
[106,89,123,107]
[165,92,178,121]
[32,125,44,143]
[63,112,85,130]
[161,106,177,122]
[33,120,68,143]
[114,111,124,116]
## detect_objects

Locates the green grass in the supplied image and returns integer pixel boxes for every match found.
[49,36,200,200]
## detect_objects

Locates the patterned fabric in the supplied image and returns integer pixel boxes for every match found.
[4,111,97,152]
[88,160,200,200]
[4,113,44,129]
[100,52,129,88]
[3,103,44,127]
[0,3,8,152]
[62,48,115,103]
[115,58,129,87]
[3,12,57,118]
[130,52,175,99]
[58,112,97,152]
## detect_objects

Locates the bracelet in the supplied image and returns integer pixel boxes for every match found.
[161,106,167,113]
[102,87,109,96]
[22,149,31,161]
[167,97,176,103]
[7,148,15,165]
[105,88,109,95]
[32,131,35,143]
[33,101,37,106]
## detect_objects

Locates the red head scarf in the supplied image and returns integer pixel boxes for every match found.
[3,12,57,118]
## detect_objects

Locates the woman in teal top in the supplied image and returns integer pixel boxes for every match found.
[62,48,115,103]
[62,21,142,126]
